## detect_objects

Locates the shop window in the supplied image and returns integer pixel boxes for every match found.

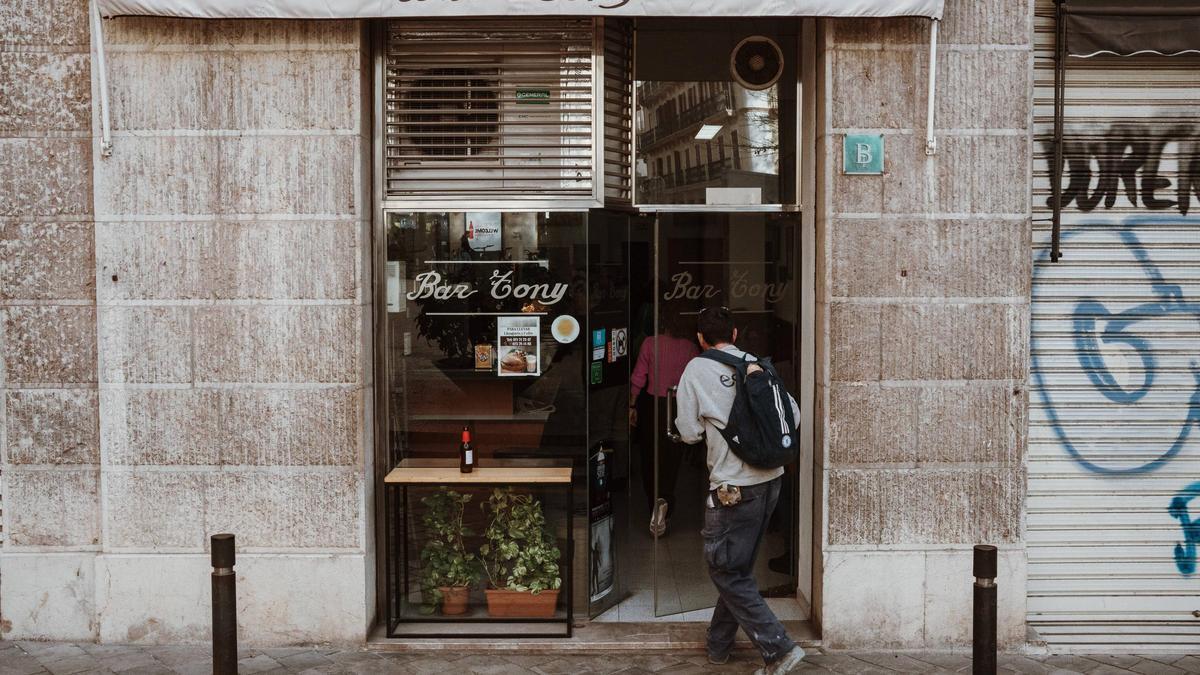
[383,212,589,464]
[633,18,798,208]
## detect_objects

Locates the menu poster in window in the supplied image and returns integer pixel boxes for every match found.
[465,212,502,253]
[497,316,540,377]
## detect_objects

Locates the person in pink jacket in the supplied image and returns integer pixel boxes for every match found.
[629,304,699,536]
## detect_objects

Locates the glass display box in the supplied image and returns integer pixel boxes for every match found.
[384,458,574,638]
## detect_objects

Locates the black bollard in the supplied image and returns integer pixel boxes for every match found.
[972,544,998,675]
[211,533,237,675]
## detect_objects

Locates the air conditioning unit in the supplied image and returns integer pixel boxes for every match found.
[384,18,631,206]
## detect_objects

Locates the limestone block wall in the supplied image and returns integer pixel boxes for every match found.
[89,18,372,644]
[0,0,101,641]
[816,0,1033,648]
[1,12,373,644]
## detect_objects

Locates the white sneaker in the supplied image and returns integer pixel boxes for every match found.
[753,646,806,675]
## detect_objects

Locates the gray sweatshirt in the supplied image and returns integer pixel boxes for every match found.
[674,345,798,490]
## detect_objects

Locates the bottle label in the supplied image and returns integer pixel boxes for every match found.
[465,450,473,463]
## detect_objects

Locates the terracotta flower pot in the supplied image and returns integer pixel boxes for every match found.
[484,588,560,618]
[439,586,470,615]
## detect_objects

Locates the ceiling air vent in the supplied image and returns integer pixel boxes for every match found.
[730,36,784,91]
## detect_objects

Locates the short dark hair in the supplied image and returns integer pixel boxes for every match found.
[697,306,735,345]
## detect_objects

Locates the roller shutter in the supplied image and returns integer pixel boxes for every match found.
[1028,0,1200,649]
[384,18,603,205]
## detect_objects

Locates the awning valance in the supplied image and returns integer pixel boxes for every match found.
[1065,0,1200,57]
[96,0,944,19]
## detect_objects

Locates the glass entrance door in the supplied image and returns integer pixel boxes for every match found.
[650,212,800,616]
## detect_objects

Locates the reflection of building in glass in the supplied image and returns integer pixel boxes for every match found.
[635,80,779,204]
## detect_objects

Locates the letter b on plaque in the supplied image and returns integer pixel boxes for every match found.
[843,134,884,175]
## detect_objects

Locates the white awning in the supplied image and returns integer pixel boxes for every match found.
[97,0,944,20]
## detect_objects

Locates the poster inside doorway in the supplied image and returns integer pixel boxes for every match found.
[465,212,502,253]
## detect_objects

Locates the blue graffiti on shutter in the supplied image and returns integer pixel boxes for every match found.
[1168,482,1200,575]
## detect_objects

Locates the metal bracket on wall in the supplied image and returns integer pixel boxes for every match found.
[89,0,113,158]
[925,18,939,156]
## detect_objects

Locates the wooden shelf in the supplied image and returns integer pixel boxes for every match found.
[385,458,572,485]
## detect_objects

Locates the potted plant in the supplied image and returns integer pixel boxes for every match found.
[479,488,563,617]
[418,489,480,615]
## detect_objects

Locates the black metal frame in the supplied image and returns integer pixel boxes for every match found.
[384,472,574,639]
[1051,0,1067,263]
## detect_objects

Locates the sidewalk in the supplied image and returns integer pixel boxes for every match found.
[3,642,1197,675]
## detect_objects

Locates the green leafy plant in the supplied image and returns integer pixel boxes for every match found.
[418,489,480,614]
[479,488,562,594]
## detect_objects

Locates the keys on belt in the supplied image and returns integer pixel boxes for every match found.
[707,483,742,508]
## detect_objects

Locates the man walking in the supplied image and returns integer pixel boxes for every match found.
[674,306,806,674]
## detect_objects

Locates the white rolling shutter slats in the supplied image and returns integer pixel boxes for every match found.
[1029,0,1200,649]
[384,19,599,203]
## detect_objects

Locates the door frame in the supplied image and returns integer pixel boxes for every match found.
[366,17,819,632]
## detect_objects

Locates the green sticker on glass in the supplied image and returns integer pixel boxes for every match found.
[590,360,603,385]
[517,89,550,104]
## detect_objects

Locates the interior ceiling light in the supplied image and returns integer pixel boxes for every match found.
[695,124,723,140]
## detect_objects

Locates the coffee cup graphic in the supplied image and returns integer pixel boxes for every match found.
[552,315,580,344]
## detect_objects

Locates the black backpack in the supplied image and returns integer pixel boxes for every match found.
[698,349,799,470]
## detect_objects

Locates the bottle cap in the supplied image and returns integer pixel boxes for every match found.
[462,427,471,443]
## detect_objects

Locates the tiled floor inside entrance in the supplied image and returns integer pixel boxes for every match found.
[592,448,804,623]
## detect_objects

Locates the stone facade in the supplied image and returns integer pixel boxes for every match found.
[815,0,1032,648]
[1,0,1033,649]
[1,7,374,644]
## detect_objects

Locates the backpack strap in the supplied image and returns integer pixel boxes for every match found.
[698,348,755,369]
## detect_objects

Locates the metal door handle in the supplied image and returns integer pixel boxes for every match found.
[665,386,682,443]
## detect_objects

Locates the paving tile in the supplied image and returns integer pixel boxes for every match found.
[0,649,50,675]
[997,655,1058,674]
[277,651,336,670]
[1128,658,1189,675]
[1085,666,1140,675]
[98,652,161,673]
[808,654,895,675]
[1088,656,1147,670]
[239,653,284,673]
[170,661,214,675]
[114,666,173,675]
[23,644,89,661]
[1135,655,1187,666]
[1171,656,1200,672]
[1044,657,1107,673]
[142,646,209,668]
[908,653,972,672]
[855,652,937,672]
[43,655,103,675]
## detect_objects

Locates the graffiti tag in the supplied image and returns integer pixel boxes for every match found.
[1046,121,1200,215]
[1168,482,1200,576]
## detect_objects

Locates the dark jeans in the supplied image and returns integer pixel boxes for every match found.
[703,476,795,664]
[635,393,683,517]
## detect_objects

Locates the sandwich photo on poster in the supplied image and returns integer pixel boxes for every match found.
[497,315,540,377]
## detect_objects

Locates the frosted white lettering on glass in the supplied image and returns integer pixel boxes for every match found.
[405,270,568,305]
[488,270,568,305]
[406,271,477,300]
[663,270,786,303]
